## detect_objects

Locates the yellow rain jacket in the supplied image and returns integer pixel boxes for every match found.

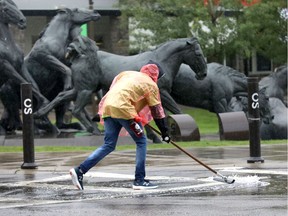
[99,65,165,123]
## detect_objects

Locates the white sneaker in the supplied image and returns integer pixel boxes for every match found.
[132,180,158,190]
[69,168,84,190]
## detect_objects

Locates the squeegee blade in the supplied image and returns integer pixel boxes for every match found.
[213,176,235,184]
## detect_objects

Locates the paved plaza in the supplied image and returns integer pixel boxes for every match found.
[0,134,287,215]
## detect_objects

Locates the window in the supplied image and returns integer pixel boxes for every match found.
[256,53,271,71]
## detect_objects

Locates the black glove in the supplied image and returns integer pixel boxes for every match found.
[154,118,170,143]
[162,135,171,143]
[91,114,100,122]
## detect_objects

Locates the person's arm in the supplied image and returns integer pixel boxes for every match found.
[150,104,170,143]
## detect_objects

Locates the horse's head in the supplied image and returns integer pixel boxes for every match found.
[229,96,248,112]
[183,37,207,80]
[57,8,101,25]
[65,35,99,62]
[0,0,26,29]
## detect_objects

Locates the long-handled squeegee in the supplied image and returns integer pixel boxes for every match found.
[147,124,235,184]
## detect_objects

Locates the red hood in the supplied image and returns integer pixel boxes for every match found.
[140,64,159,82]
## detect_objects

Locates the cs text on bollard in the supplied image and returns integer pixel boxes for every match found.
[21,83,38,169]
[247,77,264,163]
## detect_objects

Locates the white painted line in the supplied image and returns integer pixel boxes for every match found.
[87,171,196,181]
[0,181,224,209]
[0,172,195,187]
[220,167,288,176]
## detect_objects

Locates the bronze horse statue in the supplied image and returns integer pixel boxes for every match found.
[259,65,287,104]
[228,66,287,128]
[25,8,100,92]
[0,0,50,133]
[35,36,102,134]
[260,97,287,140]
[172,62,273,124]
[259,65,287,139]
[34,36,207,141]
[0,7,101,134]
[172,63,247,113]
[97,37,207,115]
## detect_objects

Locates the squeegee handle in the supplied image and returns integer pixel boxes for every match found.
[147,124,218,175]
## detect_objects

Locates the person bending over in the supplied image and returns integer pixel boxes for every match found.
[70,63,170,190]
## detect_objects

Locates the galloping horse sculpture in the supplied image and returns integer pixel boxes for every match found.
[230,66,287,140]
[172,63,273,123]
[0,7,101,134]
[35,36,207,141]
[260,97,287,140]
[0,0,49,133]
[25,8,100,92]
[259,65,287,139]
[97,37,207,115]
[172,63,248,113]
[259,65,287,104]
[35,36,102,134]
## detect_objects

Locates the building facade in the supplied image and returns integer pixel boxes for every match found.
[13,0,129,55]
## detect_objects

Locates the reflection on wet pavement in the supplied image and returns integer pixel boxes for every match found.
[0,170,286,208]
[0,144,287,211]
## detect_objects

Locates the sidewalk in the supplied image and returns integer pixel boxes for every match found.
[0,131,137,146]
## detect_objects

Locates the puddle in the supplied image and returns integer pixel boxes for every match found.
[165,174,287,197]
[0,174,286,203]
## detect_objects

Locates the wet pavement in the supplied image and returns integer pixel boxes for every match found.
[0,133,287,216]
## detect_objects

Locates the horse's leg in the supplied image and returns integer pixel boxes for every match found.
[33,53,72,91]
[0,125,5,135]
[0,83,22,133]
[0,81,57,135]
[213,98,231,113]
[160,90,182,114]
[144,125,162,143]
[0,107,21,133]
[21,63,41,92]
[20,64,51,110]
[34,115,60,135]
[54,104,85,131]
[72,90,101,135]
[34,89,77,118]
[0,60,49,108]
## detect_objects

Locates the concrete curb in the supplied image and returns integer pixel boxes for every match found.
[0,134,148,147]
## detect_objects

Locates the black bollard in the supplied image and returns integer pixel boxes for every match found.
[21,83,38,169]
[247,77,264,163]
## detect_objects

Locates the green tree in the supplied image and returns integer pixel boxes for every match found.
[119,0,287,66]
[236,0,287,65]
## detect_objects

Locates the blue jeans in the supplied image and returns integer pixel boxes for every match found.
[79,117,147,182]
